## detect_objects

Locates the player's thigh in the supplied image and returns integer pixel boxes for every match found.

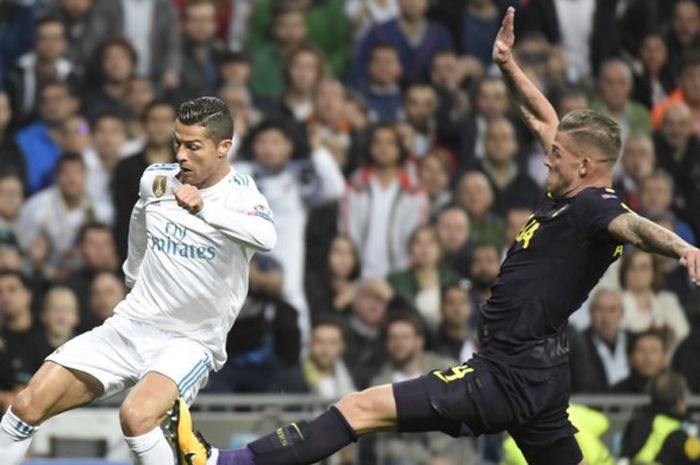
[336,384,398,435]
[119,371,180,435]
[12,361,103,425]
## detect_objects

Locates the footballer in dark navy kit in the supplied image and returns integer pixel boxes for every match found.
[171,8,700,465]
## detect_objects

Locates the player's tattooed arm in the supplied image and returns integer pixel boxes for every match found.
[493,7,559,152]
[608,212,700,284]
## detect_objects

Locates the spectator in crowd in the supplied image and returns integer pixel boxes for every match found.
[613,329,669,393]
[17,153,108,281]
[58,114,91,158]
[99,0,181,91]
[402,83,440,158]
[621,371,700,464]
[512,32,556,93]
[63,222,119,324]
[237,118,346,340]
[672,291,700,394]
[250,4,310,99]
[176,0,226,104]
[4,15,79,127]
[436,206,473,279]
[279,45,327,123]
[341,123,429,279]
[350,0,453,86]
[307,235,361,319]
[633,32,676,110]
[664,0,700,76]
[554,85,591,119]
[616,133,656,211]
[649,212,697,305]
[293,318,356,398]
[112,100,175,261]
[455,171,505,249]
[344,0,399,43]
[0,172,24,239]
[0,91,25,191]
[50,0,116,67]
[460,0,501,66]
[343,278,392,389]
[355,44,403,123]
[0,271,48,389]
[84,271,125,332]
[249,0,350,77]
[41,286,79,351]
[458,77,511,171]
[83,113,132,226]
[81,38,135,123]
[478,117,541,216]
[468,242,501,314]
[430,50,472,149]
[653,103,700,225]
[502,207,533,259]
[639,170,696,246]
[15,81,79,195]
[307,79,353,169]
[591,58,651,141]
[433,280,477,362]
[652,52,700,135]
[582,289,632,391]
[124,76,155,141]
[219,84,262,151]
[619,249,689,350]
[207,255,300,393]
[418,148,452,220]
[0,2,35,85]
[219,50,252,89]
[388,225,458,330]
[370,313,457,465]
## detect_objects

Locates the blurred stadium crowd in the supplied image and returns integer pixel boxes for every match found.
[0,0,699,461]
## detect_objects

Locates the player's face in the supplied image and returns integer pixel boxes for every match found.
[174,120,230,188]
[544,132,582,197]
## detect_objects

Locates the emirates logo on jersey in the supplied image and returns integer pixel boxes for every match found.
[153,176,167,198]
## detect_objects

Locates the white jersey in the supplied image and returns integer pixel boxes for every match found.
[117,163,277,370]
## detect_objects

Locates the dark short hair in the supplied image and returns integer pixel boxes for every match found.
[56,152,86,172]
[440,279,471,301]
[176,97,233,145]
[92,112,127,133]
[142,99,175,124]
[629,328,667,356]
[78,222,112,244]
[385,312,425,338]
[681,50,700,74]
[312,315,345,335]
[0,269,30,290]
[36,14,65,35]
[100,37,137,68]
[649,371,687,411]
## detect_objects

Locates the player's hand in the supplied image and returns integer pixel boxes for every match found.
[679,247,700,285]
[173,185,203,215]
[493,6,516,66]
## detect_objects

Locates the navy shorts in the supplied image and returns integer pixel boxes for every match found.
[392,355,582,465]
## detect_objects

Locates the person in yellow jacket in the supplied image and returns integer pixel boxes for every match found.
[501,403,615,465]
[621,371,700,464]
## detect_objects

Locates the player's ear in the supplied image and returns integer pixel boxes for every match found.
[217,139,233,159]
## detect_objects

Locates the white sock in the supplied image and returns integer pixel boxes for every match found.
[0,407,39,465]
[208,448,219,465]
[123,427,174,465]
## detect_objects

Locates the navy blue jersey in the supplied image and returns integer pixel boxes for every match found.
[478,187,630,367]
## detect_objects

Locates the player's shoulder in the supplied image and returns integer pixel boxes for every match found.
[571,186,625,207]
[139,163,180,199]
[224,167,260,194]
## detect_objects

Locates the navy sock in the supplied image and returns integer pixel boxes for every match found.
[244,406,358,465]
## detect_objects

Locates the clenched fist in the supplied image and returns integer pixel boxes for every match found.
[173,185,204,215]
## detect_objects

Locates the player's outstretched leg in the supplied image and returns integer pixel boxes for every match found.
[0,362,103,465]
[120,372,181,465]
[171,384,399,465]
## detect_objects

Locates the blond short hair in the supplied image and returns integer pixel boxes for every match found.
[558,109,622,163]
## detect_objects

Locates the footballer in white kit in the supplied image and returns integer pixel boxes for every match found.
[0,97,276,465]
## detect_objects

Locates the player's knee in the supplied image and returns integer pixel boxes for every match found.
[11,387,50,426]
[119,398,161,436]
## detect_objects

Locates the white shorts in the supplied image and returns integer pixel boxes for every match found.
[46,314,213,404]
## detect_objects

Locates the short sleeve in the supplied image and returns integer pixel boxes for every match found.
[570,188,632,239]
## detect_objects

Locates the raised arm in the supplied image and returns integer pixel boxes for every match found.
[608,212,700,284]
[493,7,559,152]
